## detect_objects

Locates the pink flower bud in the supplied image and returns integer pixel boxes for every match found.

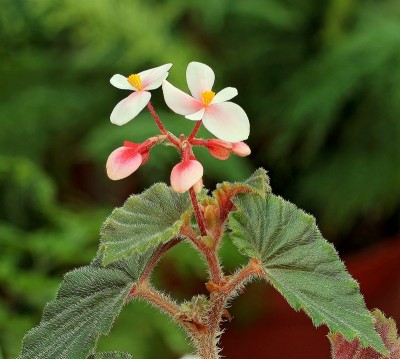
[207,139,233,160]
[170,159,204,193]
[232,142,251,157]
[106,146,143,180]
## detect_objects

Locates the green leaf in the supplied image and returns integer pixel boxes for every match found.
[17,249,154,359]
[100,183,192,265]
[242,168,271,196]
[228,193,387,354]
[91,352,132,359]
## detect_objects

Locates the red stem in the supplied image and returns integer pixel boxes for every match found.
[188,121,203,142]
[147,102,180,147]
[189,187,207,236]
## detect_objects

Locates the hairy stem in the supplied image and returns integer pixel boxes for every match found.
[194,259,263,358]
[181,225,225,286]
[139,237,183,283]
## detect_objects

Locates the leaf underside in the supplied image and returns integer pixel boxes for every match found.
[228,193,387,354]
[17,249,154,359]
[329,309,400,358]
[100,183,192,265]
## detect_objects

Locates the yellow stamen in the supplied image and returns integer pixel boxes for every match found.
[127,74,142,90]
[201,91,215,106]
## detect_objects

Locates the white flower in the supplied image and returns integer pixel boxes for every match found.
[162,62,250,142]
[110,63,172,125]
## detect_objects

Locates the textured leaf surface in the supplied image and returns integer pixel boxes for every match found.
[91,352,132,359]
[329,309,400,358]
[18,249,154,359]
[228,193,387,354]
[100,183,191,265]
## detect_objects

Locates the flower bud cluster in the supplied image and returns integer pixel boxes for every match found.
[106,62,251,193]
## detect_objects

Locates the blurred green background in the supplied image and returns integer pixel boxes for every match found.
[1,0,399,358]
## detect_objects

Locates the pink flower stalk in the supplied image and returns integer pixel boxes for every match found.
[162,62,250,142]
[170,159,204,193]
[106,140,153,180]
[110,63,172,125]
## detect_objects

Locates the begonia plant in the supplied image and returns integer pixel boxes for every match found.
[18,62,399,359]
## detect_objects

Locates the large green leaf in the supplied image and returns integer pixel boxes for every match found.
[100,183,192,265]
[228,193,387,354]
[17,249,154,359]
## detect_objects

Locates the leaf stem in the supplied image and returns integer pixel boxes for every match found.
[139,237,183,283]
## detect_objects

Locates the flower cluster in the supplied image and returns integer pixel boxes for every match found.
[106,62,251,193]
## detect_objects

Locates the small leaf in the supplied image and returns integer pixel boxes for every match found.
[228,193,387,354]
[17,249,154,359]
[329,309,400,358]
[212,168,271,203]
[91,352,133,359]
[100,183,192,265]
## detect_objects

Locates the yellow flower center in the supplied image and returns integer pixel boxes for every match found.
[201,91,215,106]
[127,74,142,90]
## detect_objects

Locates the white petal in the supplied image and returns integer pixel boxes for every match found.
[110,91,151,126]
[139,63,173,90]
[212,87,238,104]
[162,80,203,115]
[202,102,250,142]
[110,74,135,91]
[186,62,215,99]
[185,108,205,121]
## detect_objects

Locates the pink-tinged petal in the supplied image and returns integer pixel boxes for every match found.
[202,102,250,142]
[162,80,203,115]
[110,74,136,91]
[140,63,173,90]
[106,147,142,180]
[110,91,151,125]
[212,87,238,104]
[185,108,205,121]
[170,160,204,193]
[186,62,215,99]
[232,142,251,157]
[207,139,232,160]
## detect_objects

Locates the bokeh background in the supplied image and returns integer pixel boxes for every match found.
[1,0,400,358]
